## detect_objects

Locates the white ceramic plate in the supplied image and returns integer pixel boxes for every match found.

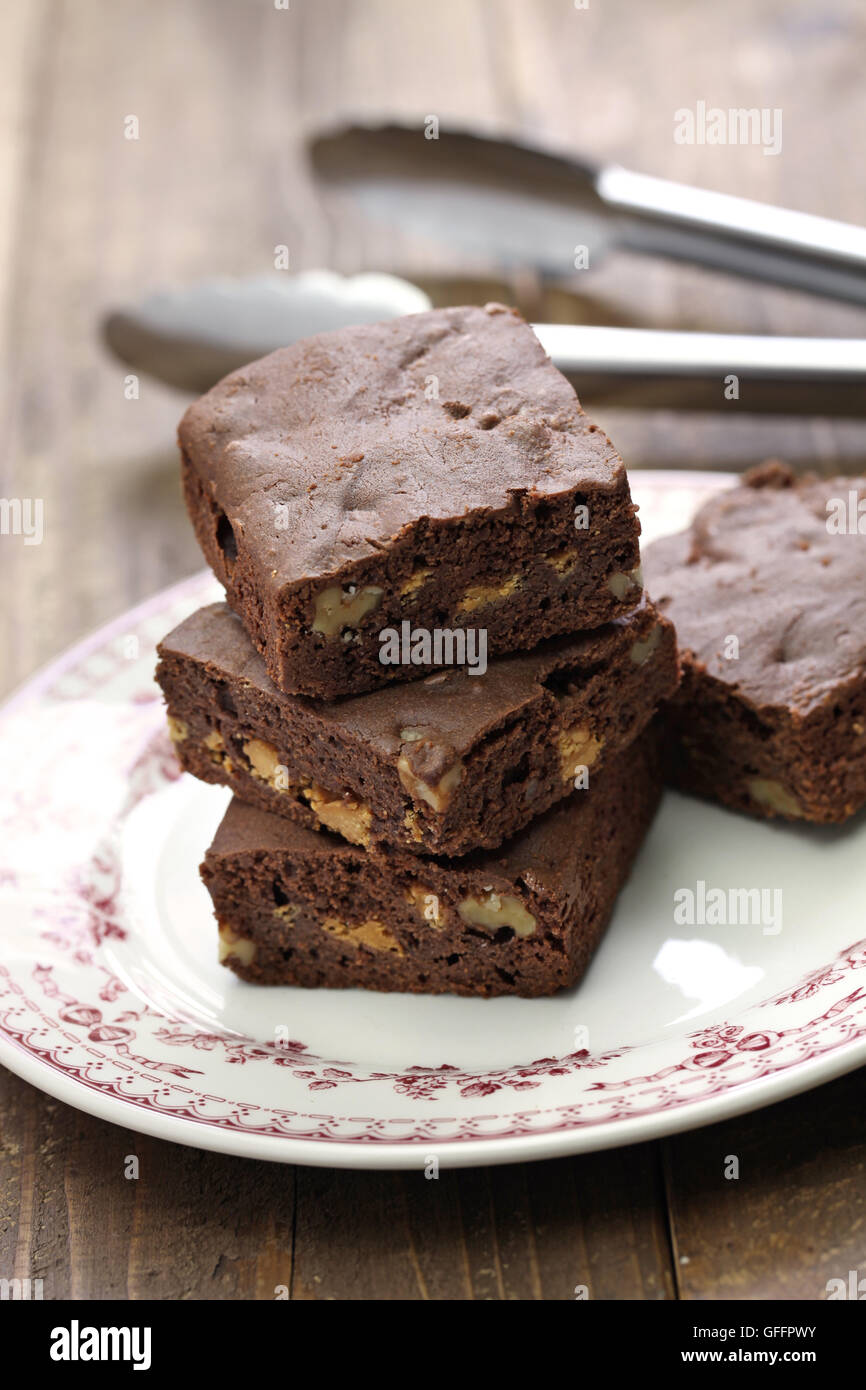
[1,471,864,1169]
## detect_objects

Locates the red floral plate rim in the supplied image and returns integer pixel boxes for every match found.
[0,471,864,1169]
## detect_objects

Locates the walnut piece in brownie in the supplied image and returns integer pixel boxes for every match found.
[179,303,642,698]
[200,735,662,998]
[643,463,866,823]
[157,598,677,857]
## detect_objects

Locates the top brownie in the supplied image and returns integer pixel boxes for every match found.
[180,303,642,698]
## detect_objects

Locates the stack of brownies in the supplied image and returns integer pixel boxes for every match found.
[156,304,679,997]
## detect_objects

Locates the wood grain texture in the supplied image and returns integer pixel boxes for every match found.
[0,0,865,1301]
[664,1068,866,1302]
[1,1069,672,1301]
[291,1147,673,1300]
[0,1070,296,1301]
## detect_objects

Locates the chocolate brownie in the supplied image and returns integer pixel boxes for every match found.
[200,735,662,998]
[179,303,643,698]
[643,463,866,823]
[157,598,676,857]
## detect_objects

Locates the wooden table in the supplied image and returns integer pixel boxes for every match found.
[1,0,864,1300]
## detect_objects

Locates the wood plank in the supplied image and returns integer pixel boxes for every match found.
[0,0,314,696]
[0,1069,296,1300]
[291,1146,674,1300]
[664,1067,866,1301]
[0,0,48,364]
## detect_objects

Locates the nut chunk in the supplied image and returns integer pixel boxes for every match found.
[200,737,663,998]
[156,598,677,857]
[179,303,642,698]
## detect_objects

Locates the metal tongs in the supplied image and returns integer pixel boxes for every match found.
[309,123,866,306]
[102,123,866,413]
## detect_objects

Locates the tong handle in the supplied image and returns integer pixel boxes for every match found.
[599,166,866,305]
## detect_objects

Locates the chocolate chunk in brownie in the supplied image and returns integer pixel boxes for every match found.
[643,463,866,823]
[179,303,643,698]
[200,735,662,998]
[157,597,677,857]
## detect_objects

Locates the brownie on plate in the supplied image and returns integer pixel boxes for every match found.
[179,303,643,698]
[643,462,866,823]
[157,598,676,857]
[200,735,662,998]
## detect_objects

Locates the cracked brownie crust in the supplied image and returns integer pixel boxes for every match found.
[200,736,663,998]
[157,598,677,857]
[179,303,642,698]
[644,463,866,823]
